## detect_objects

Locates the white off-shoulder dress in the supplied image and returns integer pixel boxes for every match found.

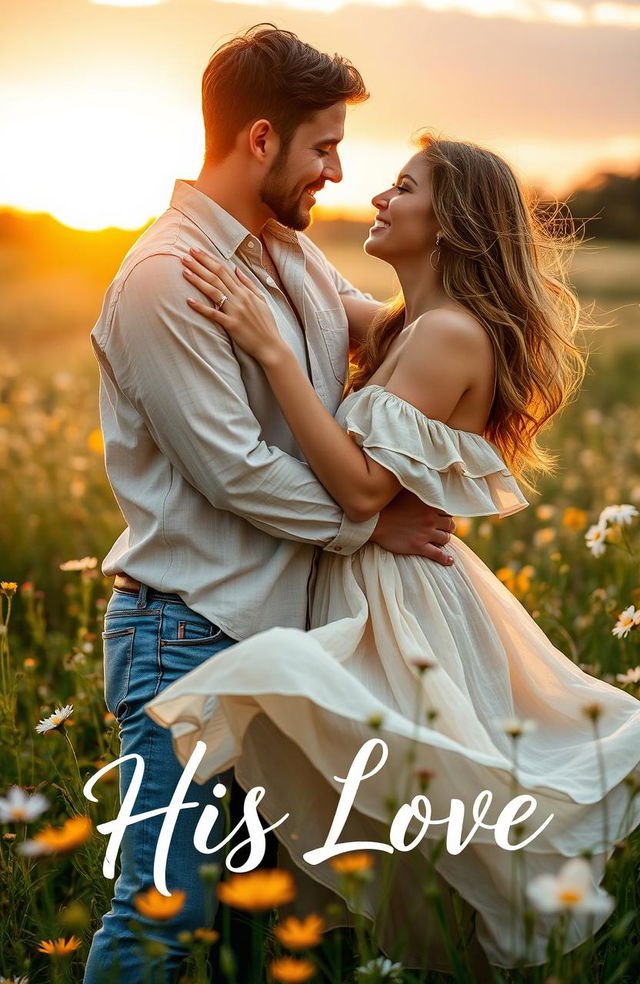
[147,384,640,971]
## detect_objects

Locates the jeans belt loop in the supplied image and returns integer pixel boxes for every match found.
[136,582,149,610]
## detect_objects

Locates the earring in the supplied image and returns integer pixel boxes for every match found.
[429,233,442,272]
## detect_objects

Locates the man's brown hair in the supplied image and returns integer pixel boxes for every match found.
[202,24,368,162]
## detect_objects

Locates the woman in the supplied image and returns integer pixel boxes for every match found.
[147,135,640,971]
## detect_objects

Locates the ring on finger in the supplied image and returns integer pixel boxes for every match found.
[214,293,228,311]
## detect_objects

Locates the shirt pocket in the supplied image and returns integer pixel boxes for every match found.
[315,307,349,385]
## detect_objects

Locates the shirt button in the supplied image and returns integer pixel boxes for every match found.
[266,276,275,286]
[247,241,254,249]
[334,546,343,552]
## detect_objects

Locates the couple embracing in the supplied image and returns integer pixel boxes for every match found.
[85,23,640,982]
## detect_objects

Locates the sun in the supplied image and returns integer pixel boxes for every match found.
[2,80,202,230]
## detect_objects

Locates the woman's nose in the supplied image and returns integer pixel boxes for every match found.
[371,191,389,210]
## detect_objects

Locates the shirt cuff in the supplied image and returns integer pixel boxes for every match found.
[323,511,379,555]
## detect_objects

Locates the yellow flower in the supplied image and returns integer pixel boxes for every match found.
[275,914,325,950]
[217,869,296,911]
[496,568,515,591]
[536,504,556,521]
[87,428,104,454]
[497,566,534,599]
[562,507,588,531]
[134,887,187,921]
[534,527,556,547]
[452,516,472,538]
[37,936,82,956]
[269,956,316,982]
[1,581,17,593]
[193,927,219,945]
[516,565,535,596]
[330,852,373,874]
[22,815,92,856]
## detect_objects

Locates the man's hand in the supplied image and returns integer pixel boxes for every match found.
[370,490,456,565]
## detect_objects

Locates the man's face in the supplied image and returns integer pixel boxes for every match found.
[260,102,346,230]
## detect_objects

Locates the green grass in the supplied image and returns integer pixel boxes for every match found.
[0,230,639,983]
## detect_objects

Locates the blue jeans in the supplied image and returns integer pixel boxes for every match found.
[84,584,236,984]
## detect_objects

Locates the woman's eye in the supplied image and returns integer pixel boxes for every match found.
[393,184,409,193]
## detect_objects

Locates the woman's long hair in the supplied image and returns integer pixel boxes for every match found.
[348,133,587,491]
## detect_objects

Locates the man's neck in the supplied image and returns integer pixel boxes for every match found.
[195,161,272,236]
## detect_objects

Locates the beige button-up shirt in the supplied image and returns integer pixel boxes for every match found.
[91,180,378,640]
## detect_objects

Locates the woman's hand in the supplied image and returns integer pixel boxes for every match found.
[182,248,285,365]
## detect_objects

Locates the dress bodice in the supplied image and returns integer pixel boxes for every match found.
[335,384,529,518]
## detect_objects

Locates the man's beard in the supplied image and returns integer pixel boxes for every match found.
[260,149,312,231]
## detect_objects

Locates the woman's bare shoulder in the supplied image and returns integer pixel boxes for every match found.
[412,305,491,349]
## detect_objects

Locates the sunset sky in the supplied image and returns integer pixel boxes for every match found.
[1,0,639,229]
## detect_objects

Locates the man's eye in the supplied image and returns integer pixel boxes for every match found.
[317,150,329,158]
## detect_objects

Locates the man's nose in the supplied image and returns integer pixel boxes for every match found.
[324,148,343,183]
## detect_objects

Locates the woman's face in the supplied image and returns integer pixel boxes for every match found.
[364,152,439,263]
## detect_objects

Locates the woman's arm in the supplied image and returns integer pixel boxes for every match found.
[182,250,477,522]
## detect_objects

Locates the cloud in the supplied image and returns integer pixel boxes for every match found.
[211,0,640,28]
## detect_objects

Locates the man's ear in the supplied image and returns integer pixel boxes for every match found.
[247,119,280,166]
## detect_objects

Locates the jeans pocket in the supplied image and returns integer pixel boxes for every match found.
[158,631,232,693]
[160,622,225,646]
[102,626,135,721]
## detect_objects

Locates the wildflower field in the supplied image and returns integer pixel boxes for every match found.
[0,226,639,983]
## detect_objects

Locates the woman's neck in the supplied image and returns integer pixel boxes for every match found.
[394,255,448,325]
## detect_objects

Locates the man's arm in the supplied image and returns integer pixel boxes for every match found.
[97,252,377,555]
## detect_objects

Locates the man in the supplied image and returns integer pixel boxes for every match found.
[85,24,455,982]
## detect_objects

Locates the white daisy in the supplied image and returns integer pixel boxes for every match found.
[616,665,640,684]
[0,787,49,824]
[17,839,54,857]
[599,504,638,527]
[585,524,607,557]
[612,606,640,640]
[59,557,97,572]
[355,957,404,982]
[35,704,74,735]
[527,858,614,917]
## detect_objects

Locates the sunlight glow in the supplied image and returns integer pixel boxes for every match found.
[592,2,640,27]
[2,122,638,229]
[0,83,202,229]
[213,0,640,28]
[1,1,637,229]
[90,1,167,7]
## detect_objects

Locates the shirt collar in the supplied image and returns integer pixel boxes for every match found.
[170,180,299,258]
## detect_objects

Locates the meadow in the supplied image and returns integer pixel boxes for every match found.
[0,217,639,983]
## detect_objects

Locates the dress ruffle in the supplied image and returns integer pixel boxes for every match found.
[341,384,529,518]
